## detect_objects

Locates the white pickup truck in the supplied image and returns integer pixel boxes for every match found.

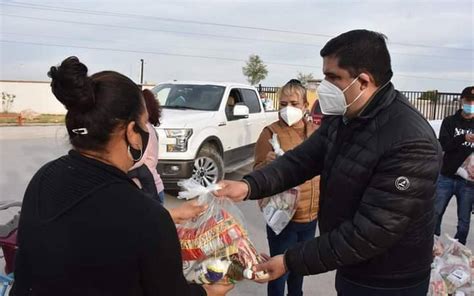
[150,81,278,191]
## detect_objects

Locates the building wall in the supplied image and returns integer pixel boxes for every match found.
[0,80,156,114]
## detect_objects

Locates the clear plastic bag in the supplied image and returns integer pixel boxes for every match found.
[430,234,473,295]
[429,257,448,296]
[258,188,300,235]
[258,133,300,235]
[176,179,268,284]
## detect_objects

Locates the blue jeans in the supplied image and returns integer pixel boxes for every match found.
[335,272,429,296]
[266,220,317,296]
[157,190,165,204]
[434,174,474,244]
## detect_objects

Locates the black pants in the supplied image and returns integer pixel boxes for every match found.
[335,272,430,296]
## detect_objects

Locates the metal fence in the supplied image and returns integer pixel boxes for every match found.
[258,85,462,120]
[399,91,462,120]
[257,85,280,110]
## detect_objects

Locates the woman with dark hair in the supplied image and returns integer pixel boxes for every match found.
[128,89,165,203]
[128,89,206,224]
[11,57,232,296]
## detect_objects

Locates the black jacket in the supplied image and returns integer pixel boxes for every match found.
[439,109,474,177]
[244,83,442,288]
[11,150,205,296]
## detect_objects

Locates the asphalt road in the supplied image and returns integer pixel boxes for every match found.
[0,125,471,296]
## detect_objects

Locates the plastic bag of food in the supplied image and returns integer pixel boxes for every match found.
[429,257,448,296]
[431,234,473,295]
[258,188,300,235]
[257,134,300,235]
[456,152,474,182]
[176,179,268,284]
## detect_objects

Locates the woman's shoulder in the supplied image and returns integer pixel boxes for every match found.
[265,120,286,134]
[99,182,170,220]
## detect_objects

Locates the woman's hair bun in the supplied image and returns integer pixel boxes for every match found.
[48,56,95,112]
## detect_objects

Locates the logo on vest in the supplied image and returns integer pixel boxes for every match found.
[395,176,410,191]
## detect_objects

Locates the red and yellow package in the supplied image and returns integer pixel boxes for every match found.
[176,179,268,285]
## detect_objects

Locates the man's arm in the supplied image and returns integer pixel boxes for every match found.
[284,138,440,275]
[244,121,328,200]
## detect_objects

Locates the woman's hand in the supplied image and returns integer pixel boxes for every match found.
[202,283,234,296]
[169,200,207,224]
[266,151,277,163]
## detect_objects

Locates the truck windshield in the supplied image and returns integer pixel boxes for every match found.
[151,84,225,111]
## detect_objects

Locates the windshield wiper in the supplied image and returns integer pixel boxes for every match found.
[162,105,207,110]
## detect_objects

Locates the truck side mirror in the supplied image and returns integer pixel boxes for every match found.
[233,104,249,118]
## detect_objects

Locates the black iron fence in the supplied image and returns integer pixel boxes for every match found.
[258,85,462,120]
[399,91,462,120]
[257,85,280,110]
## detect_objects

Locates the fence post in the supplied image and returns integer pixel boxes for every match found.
[432,90,438,120]
[258,84,262,92]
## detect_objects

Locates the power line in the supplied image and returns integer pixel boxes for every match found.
[2,14,472,62]
[1,1,473,52]
[0,39,319,69]
[4,30,470,62]
[1,39,472,83]
[0,14,323,48]
[1,1,333,38]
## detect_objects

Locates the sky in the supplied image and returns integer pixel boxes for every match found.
[0,0,473,92]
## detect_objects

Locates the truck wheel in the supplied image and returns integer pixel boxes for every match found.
[192,145,224,187]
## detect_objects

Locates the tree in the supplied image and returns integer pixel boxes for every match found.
[418,90,439,102]
[242,54,268,85]
[296,72,314,87]
[2,92,16,113]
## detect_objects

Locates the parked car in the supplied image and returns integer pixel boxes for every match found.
[150,81,278,191]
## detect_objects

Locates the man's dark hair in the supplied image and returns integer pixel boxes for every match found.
[320,29,393,86]
[461,86,474,102]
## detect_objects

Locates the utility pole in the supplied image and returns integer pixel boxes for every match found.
[140,59,144,85]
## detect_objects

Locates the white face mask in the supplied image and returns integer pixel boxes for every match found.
[317,76,365,115]
[279,106,303,126]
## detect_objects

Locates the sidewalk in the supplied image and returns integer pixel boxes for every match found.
[0,125,67,140]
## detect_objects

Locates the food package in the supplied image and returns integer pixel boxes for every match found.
[176,179,268,284]
[429,257,448,296]
[430,235,473,295]
[258,188,300,235]
[257,133,300,235]
[455,152,474,182]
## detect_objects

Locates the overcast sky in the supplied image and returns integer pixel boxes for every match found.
[0,0,472,92]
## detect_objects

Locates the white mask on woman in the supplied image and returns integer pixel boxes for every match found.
[279,106,303,126]
[317,76,365,115]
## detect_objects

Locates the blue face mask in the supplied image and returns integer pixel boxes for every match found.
[464,104,474,114]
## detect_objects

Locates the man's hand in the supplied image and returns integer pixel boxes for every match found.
[252,254,287,283]
[169,200,208,224]
[214,180,249,202]
[465,133,474,143]
[202,283,234,296]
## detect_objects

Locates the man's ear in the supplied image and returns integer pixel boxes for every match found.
[358,72,374,90]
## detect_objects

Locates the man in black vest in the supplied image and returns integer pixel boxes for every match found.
[216,30,442,296]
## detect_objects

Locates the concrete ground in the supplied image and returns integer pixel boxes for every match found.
[0,125,472,295]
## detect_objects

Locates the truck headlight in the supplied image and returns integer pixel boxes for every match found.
[165,129,193,152]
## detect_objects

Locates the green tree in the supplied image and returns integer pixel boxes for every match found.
[242,54,268,85]
[1,92,16,113]
[296,72,314,87]
[418,90,439,102]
